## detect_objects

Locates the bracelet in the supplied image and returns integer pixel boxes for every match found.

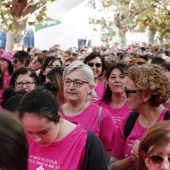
[127,155,136,167]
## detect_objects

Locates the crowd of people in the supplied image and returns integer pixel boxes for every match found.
[0,42,170,170]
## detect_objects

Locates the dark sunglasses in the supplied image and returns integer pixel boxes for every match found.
[123,86,140,98]
[87,62,102,68]
[148,155,170,166]
[13,59,20,63]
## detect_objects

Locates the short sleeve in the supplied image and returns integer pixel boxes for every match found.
[100,108,116,150]
[111,114,130,159]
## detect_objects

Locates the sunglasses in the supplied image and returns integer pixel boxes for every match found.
[123,86,140,98]
[13,59,21,64]
[87,62,102,68]
[148,155,170,166]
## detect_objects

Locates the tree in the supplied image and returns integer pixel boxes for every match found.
[0,0,55,52]
[93,0,170,47]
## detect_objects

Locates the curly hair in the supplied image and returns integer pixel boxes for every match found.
[125,64,170,106]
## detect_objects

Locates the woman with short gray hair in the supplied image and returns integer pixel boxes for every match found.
[62,60,116,162]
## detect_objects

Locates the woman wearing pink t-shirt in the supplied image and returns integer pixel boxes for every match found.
[61,61,116,162]
[84,52,106,99]
[0,52,14,88]
[19,87,108,170]
[110,64,170,170]
[95,63,131,127]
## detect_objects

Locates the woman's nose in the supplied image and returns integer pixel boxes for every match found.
[115,77,121,82]
[68,82,75,89]
[22,84,27,88]
[34,135,42,143]
[160,159,169,170]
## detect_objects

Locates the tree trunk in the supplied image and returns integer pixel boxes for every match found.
[5,16,29,52]
[148,30,156,44]
[118,29,126,49]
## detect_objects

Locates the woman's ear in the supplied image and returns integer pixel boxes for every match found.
[142,93,151,102]
[88,85,94,94]
[90,85,95,89]
[141,150,148,167]
[141,150,147,158]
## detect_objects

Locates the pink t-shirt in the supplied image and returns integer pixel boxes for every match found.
[94,80,105,99]
[27,124,87,170]
[62,102,116,150]
[111,108,168,159]
[4,74,11,88]
[95,100,131,127]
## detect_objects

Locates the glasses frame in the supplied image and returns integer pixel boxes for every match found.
[147,155,170,167]
[13,59,21,64]
[15,81,35,88]
[87,62,102,68]
[123,86,140,98]
[63,79,89,88]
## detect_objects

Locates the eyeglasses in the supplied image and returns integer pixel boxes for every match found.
[147,155,170,167]
[63,79,88,88]
[123,86,140,98]
[87,62,102,68]
[15,81,35,88]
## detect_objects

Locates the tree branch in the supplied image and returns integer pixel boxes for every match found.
[10,0,47,18]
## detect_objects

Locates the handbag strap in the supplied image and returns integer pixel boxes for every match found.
[98,107,102,128]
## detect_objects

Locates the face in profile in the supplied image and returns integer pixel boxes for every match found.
[13,58,25,71]
[123,76,142,110]
[144,144,170,170]
[31,56,42,71]
[21,114,60,147]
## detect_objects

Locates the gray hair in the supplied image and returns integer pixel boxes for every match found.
[63,60,97,101]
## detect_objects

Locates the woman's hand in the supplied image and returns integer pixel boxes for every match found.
[131,140,140,161]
